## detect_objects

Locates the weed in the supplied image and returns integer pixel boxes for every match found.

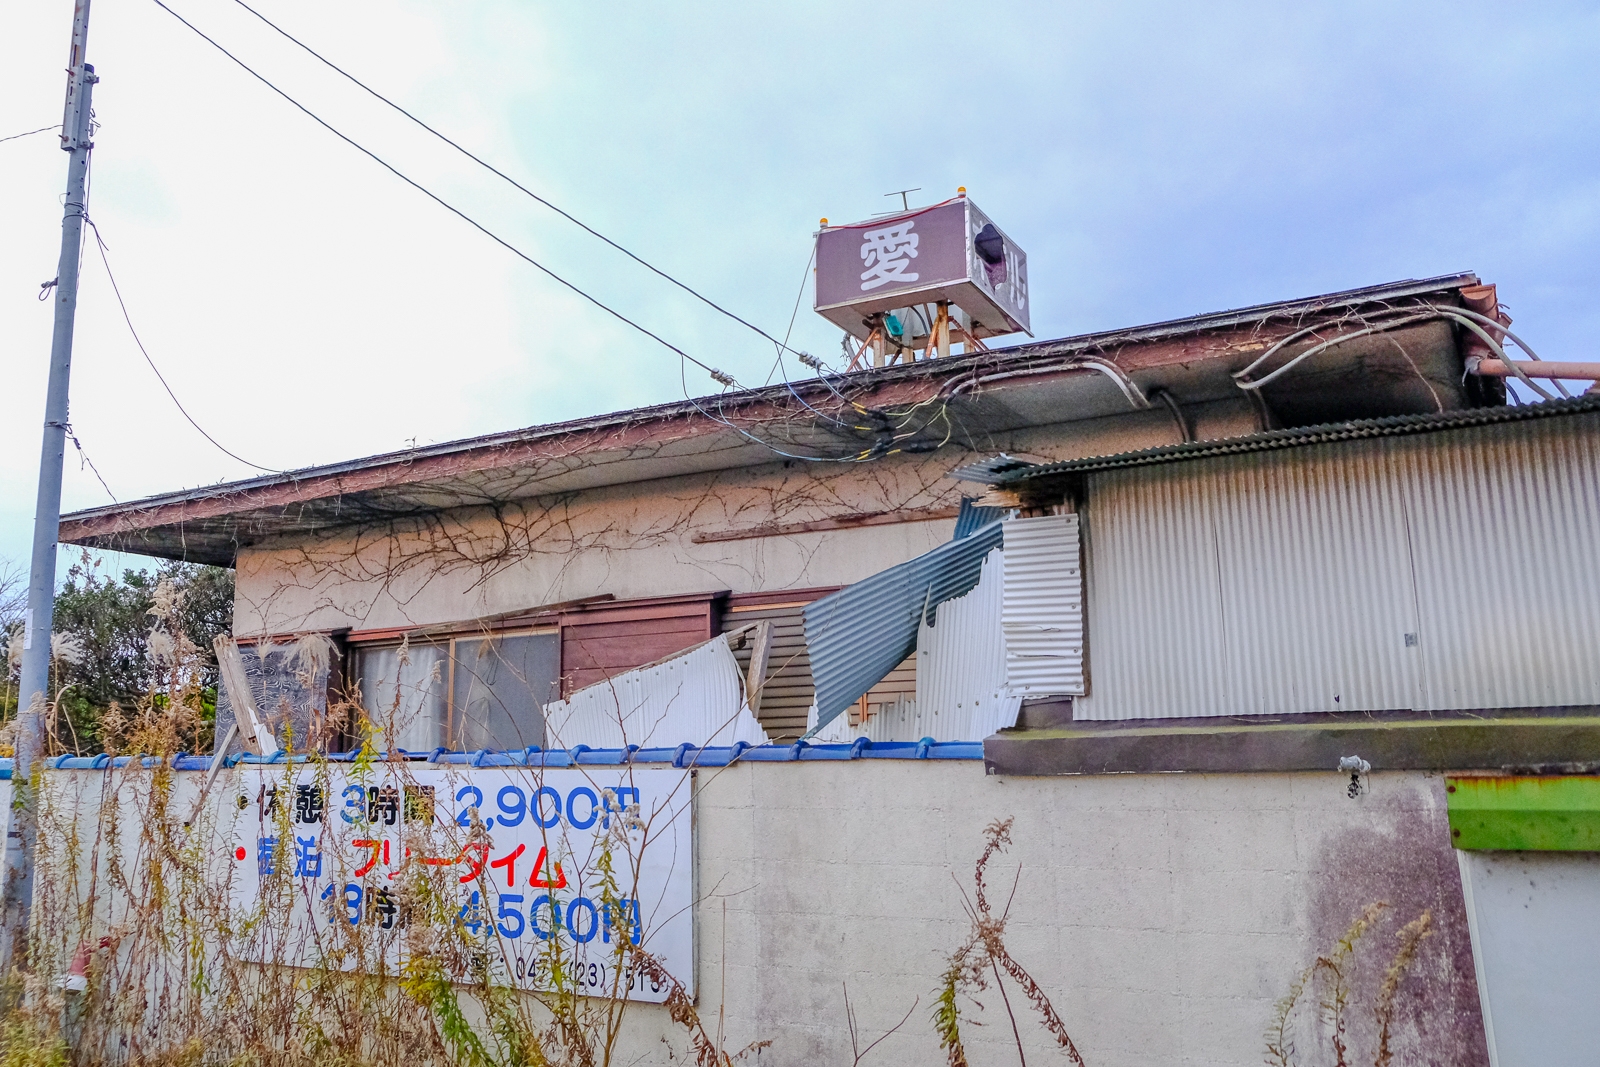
[934,818,1084,1067]
[0,582,745,1067]
[1265,902,1435,1067]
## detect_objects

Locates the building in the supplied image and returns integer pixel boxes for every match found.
[51,271,1600,1065]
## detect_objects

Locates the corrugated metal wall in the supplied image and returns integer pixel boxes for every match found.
[1074,413,1600,719]
[1002,514,1086,696]
[808,548,1019,742]
[917,548,1022,738]
[542,634,768,748]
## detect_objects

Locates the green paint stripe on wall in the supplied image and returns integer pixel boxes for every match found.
[1446,776,1600,851]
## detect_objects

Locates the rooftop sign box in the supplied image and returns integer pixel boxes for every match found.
[813,197,1030,342]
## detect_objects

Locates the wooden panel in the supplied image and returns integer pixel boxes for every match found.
[563,631,701,671]
[721,589,840,742]
[560,617,708,643]
[854,654,917,726]
[557,592,725,698]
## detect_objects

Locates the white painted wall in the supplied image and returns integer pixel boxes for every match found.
[1458,850,1600,1067]
[689,762,1488,1067]
[19,761,1491,1066]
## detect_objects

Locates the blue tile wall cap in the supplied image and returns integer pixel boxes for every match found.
[0,739,984,778]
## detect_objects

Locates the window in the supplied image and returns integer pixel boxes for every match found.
[354,641,448,752]
[352,630,559,753]
[449,632,558,750]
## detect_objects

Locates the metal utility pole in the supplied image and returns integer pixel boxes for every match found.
[4,0,96,966]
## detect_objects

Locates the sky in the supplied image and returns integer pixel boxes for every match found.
[2,0,1598,580]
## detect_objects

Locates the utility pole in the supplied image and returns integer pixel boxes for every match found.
[4,0,96,967]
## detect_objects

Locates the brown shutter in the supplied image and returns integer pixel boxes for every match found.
[558,591,727,697]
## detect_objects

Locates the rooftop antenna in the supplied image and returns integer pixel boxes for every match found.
[874,187,922,216]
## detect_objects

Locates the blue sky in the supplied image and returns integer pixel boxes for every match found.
[2,0,1597,577]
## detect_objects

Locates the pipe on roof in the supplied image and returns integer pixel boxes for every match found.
[1468,359,1600,381]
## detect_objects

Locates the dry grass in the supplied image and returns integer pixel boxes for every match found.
[0,579,744,1067]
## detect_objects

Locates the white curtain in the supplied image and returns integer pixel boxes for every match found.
[356,643,448,752]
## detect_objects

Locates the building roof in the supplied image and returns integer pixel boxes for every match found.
[59,272,1489,566]
[954,393,1600,488]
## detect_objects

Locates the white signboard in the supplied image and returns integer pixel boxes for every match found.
[228,764,694,1002]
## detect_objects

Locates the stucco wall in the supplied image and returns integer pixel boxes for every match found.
[688,761,1487,1067]
[13,760,1486,1065]
[232,406,1255,637]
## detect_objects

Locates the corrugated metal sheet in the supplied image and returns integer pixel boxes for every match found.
[1075,413,1600,719]
[995,393,1600,482]
[1002,514,1085,696]
[804,520,1004,730]
[806,548,1019,742]
[1399,415,1600,709]
[953,497,1009,538]
[917,548,1021,737]
[948,454,1038,484]
[541,634,768,748]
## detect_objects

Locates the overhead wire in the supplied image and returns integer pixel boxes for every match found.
[85,216,283,473]
[0,124,61,145]
[148,0,730,384]
[149,0,951,465]
[221,0,920,458]
[62,424,118,502]
[222,0,810,361]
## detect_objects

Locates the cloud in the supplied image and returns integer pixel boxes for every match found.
[2,0,1597,574]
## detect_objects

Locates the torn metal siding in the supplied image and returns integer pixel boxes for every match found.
[1002,514,1086,696]
[1074,415,1600,719]
[916,548,1021,738]
[540,634,768,749]
[721,602,820,739]
[805,548,1020,742]
[803,520,1004,730]
[952,496,1009,538]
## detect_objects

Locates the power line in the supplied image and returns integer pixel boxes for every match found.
[765,248,815,386]
[223,0,805,360]
[148,0,731,384]
[147,2,941,467]
[85,217,283,474]
[61,424,117,502]
[0,124,60,145]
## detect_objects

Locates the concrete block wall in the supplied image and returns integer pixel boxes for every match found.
[687,762,1488,1067]
[5,761,1488,1066]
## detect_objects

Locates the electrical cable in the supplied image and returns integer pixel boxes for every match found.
[222,0,809,360]
[0,124,60,145]
[152,0,950,467]
[148,0,732,386]
[765,248,815,386]
[222,0,927,456]
[1232,303,1560,401]
[84,217,283,473]
[60,424,118,502]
